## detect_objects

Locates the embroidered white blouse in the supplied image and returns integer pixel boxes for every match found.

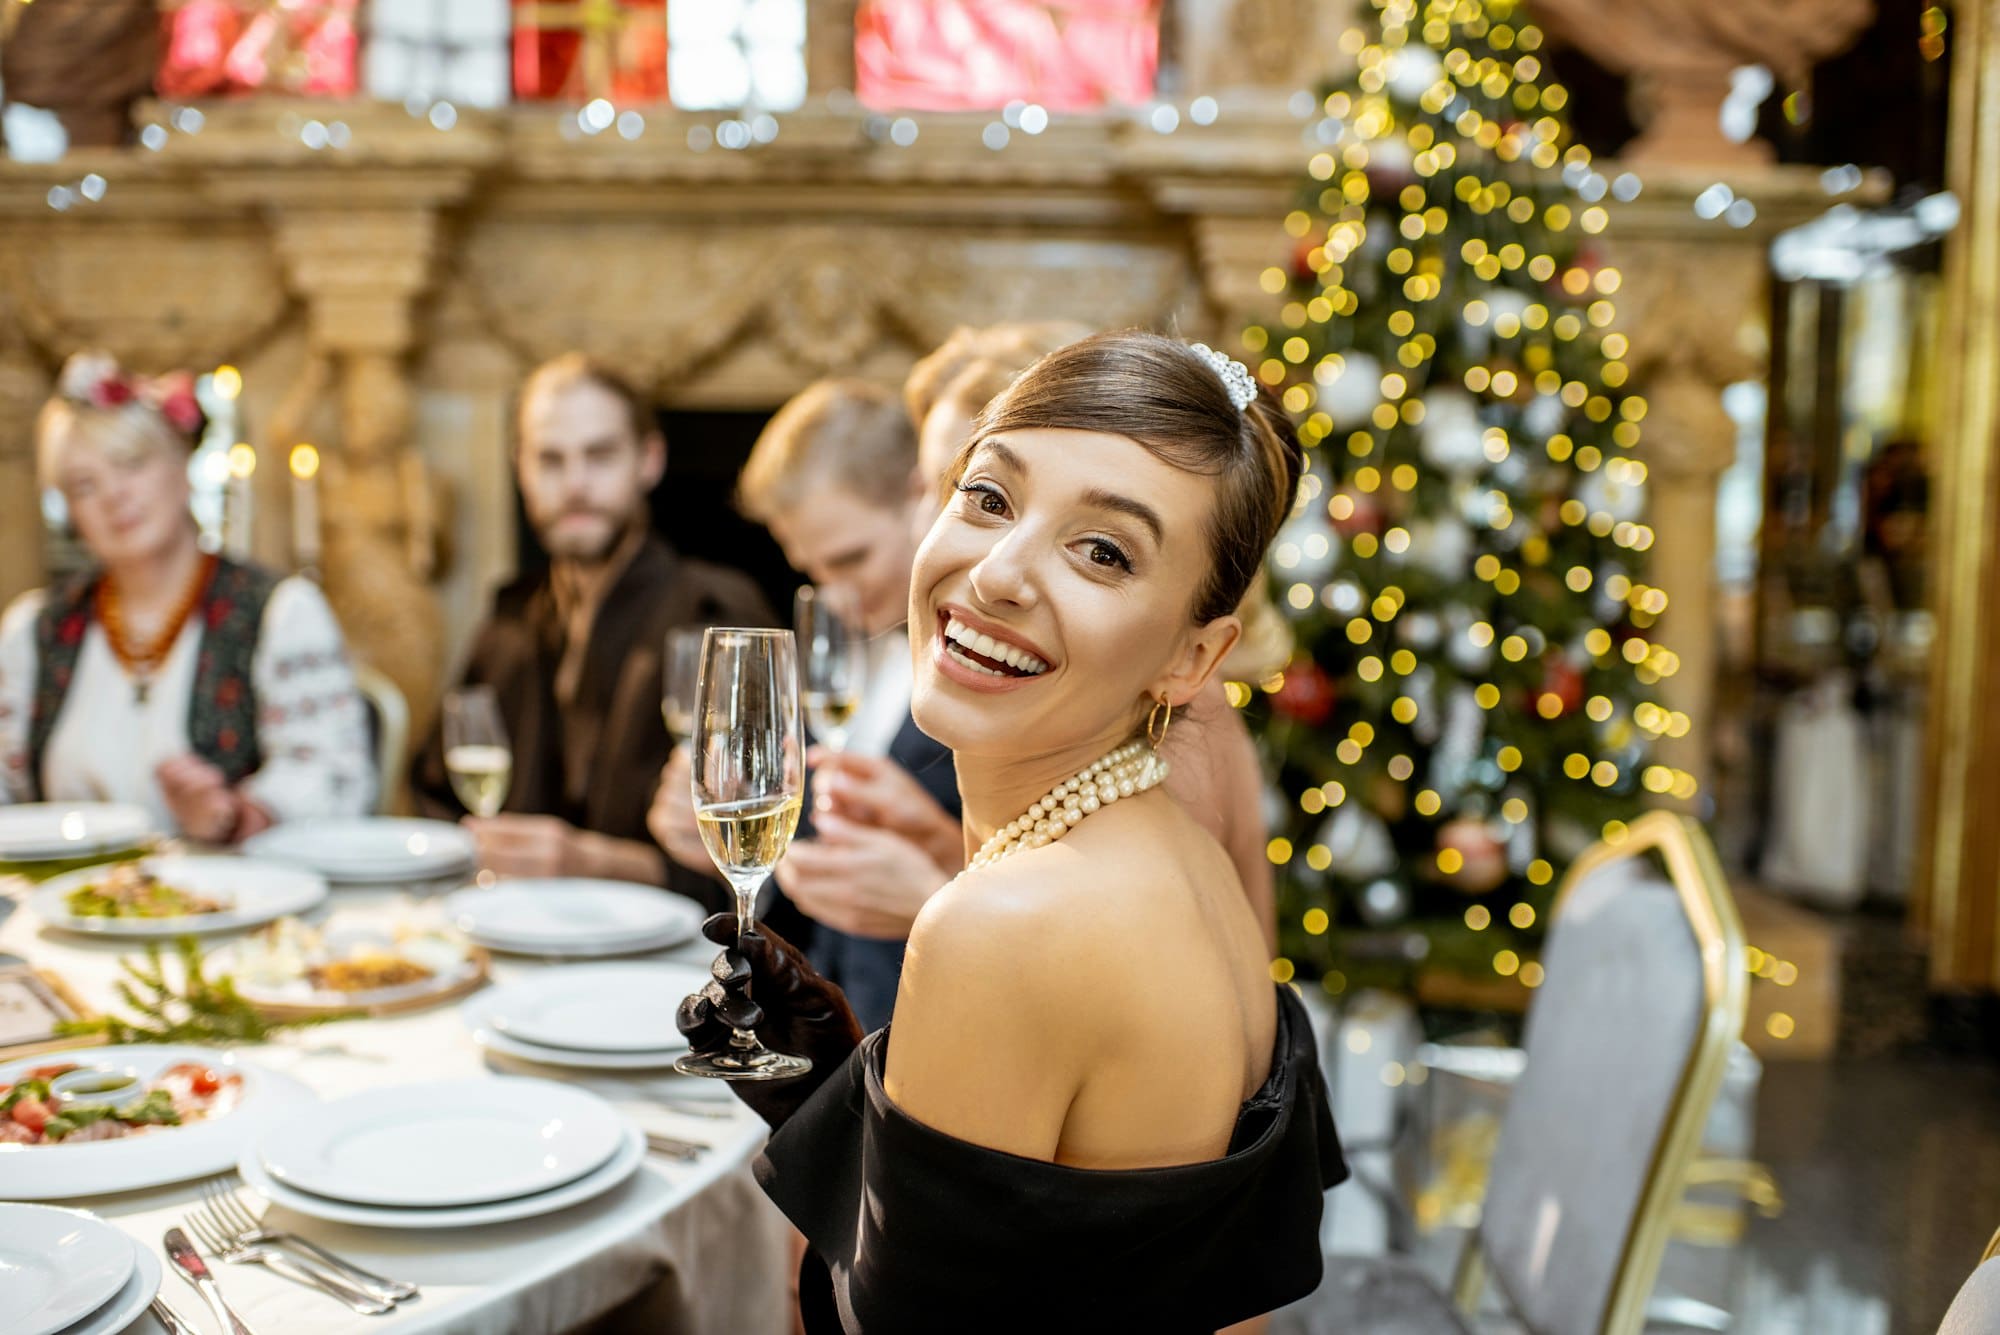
[0,577,377,831]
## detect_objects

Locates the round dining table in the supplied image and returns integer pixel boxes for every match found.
[0,865,794,1335]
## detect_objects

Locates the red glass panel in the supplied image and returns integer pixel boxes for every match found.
[855,0,1159,112]
[157,0,359,99]
[512,0,668,103]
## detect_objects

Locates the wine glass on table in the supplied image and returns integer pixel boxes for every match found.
[674,627,812,1080]
[795,584,866,755]
[662,626,704,747]
[443,686,511,819]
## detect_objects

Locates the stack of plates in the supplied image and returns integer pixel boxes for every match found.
[463,963,711,1070]
[242,818,476,884]
[0,1204,162,1335]
[0,803,152,864]
[442,880,702,957]
[239,1078,643,1228]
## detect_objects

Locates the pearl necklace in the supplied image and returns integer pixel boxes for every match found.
[966,739,1171,869]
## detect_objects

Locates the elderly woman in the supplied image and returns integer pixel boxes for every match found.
[0,352,374,840]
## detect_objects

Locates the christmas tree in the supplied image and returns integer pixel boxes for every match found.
[1240,0,1693,999]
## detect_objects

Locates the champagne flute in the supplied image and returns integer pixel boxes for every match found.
[443,686,511,819]
[795,585,866,753]
[661,626,703,746]
[675,627,812,1081]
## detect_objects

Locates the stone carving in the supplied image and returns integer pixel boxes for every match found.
[1532,0,1873,165]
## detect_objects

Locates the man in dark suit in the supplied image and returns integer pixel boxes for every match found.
[651,379,959,1031]
[413,353,772,912]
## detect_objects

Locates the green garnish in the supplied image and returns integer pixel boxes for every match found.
[56,937,354,1046]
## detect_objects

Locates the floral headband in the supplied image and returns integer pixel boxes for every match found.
[57,352,203,438]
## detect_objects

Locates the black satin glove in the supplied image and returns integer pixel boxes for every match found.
[676,913,865,1129]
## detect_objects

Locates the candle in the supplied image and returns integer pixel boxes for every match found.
[289,443,321,571]
[224,443,257,560]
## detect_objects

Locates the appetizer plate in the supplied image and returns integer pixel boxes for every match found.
[442,880,702,957]
[481,963,708,1053]
[241,818,475,884]
[259,1077,626,1209]
[0,804,152,862]
[0,1204,134,1335]
[240,1122,646,1229]
[209,929,489,1019]
[30,857,329,938]
[0,1045,316,1200]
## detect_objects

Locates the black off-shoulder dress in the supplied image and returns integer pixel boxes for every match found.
[753,984,1348,1334]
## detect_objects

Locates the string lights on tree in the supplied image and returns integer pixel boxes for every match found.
[1243,0,1695,996]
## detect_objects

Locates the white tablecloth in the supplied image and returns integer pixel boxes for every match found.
[0,876,794,1335]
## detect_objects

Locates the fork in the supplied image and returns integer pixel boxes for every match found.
[182,1210,395,1315]
[200,1177,419,1303]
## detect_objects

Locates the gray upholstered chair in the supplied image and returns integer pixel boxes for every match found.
[1278,811,1748,1335]
[1938,1229,2000,1335]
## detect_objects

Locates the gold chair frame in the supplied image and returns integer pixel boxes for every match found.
[353,663,409,816]
[1449,809,1749,1335]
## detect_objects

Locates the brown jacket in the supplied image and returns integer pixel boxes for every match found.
[412,536,773,912]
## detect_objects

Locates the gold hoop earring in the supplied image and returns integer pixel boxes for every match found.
[1147,698,1174,749]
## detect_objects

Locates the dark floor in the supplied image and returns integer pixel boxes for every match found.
[1736,1054,2000,1334]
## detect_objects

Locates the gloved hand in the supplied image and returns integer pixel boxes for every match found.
[676,913,864,1129]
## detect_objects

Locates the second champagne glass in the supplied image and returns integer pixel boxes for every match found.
[443,686,511,819]
[675,627,812,1081]
[661,626,704,746]
[795,585,867,753]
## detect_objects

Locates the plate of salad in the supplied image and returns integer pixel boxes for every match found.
[0,1045,315,1199]
[30,857,328,938]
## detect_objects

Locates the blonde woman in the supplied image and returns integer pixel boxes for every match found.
[0,353,374,839]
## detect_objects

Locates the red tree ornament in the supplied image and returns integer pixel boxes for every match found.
[1271,658,1336,727]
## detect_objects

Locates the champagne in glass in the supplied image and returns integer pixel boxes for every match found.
[796,585,867,752]
[662,626,703,745]
[675,627,813,1081]
[443,686,511,818]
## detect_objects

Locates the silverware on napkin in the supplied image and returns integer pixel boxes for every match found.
[149,1297,200,1335]
[164,1226,256,1335]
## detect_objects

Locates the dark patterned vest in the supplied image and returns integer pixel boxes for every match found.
[27,557,280,798]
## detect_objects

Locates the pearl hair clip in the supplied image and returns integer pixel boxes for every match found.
[1187,342,1260,413]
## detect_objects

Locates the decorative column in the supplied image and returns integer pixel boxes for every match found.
[0,306,49,609]
[271,204,451,732]
[203,158,471,733]
[1919,0,2000,995]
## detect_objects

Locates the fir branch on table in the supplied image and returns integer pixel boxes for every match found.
[55,936,356,1045]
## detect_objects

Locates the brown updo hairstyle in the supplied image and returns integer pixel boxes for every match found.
[953,330,1304,628]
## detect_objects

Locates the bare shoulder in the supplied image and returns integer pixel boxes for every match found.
[883,847,1128,1159]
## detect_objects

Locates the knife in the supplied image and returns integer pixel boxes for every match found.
[163,1227,256,1335]
[149,1297,200,1335]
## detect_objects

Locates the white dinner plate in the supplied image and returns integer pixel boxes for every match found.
[0,1204,134,1335]
[463,997,693,1071]
[240,1122,646,1229]
[241,818,475,883]
[443,881,702,956]
[482,963,708,1052]
[0,804,152,862]
[258,1076,626,1208]
[42,1222,159,1335]
[30,857,329,939]
[0,1045,316,1200]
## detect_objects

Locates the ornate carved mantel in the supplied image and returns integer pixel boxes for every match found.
[0,99,1305,717]
[0,95,1881,754]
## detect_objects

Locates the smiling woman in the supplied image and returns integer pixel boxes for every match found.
[678,331,1345,1333]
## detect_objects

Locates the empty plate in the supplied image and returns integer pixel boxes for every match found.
[243,818,475,883]
[258,1077,627,1209]
[240,1123,647,1229]
[0,803,151,862]
[31,857,329,938]
[443,881,702,956]
[483,963,709,1052]
[0,1204,136,1335]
